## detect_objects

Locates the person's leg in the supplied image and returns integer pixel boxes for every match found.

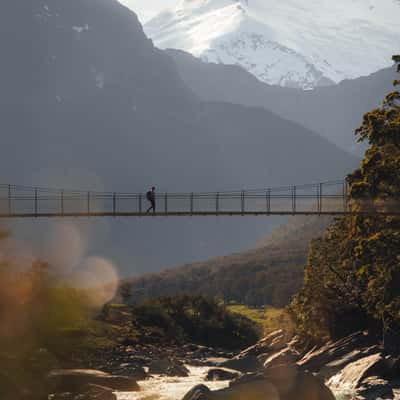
[152,200,156,213]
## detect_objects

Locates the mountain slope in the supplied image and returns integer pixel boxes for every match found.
[167,49,395,152]
[145,0,400,89]
[119,214,332,307]
[0,0,356,276]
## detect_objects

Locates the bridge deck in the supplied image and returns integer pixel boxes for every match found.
[0,211,398,218]
[0,181,397,218]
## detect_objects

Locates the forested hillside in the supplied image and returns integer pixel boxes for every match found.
[119,214,332,308]
[290,56,400,344]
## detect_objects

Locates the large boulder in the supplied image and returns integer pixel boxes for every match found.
[148,358,189,377]
[182,385,212,400]
[111,364,147,380]
[218,330,287,373]
[327,353,388,393]
[219,354,262,373]
[357,377,394,400]
[297,331,379,379]
[263,347,301,370]
[218,369,334,400]
[50,385,117,400]
[48,369,139,393]
[206,368,241,381]
[84,384,117,400]
[183,366,334,400]
[238,330,291,359]
[220,331,301,373]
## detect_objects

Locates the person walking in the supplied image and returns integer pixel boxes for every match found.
[146,186,156,213]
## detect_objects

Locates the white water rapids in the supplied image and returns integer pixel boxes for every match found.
[115,365,355,400]
[116,366,230,400]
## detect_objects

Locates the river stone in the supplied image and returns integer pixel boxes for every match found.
[206,368,240,381]
[356,377,394,400]
[220,330,294,373]
[327,353,385,393]
[213,370,335,400]
[84,384,117,400]
[263,346,300,370]
[182,384,212,400]
[48,369,139,393]
[298,331,374,374]
[149,358,189,377]
[219,354,262,373]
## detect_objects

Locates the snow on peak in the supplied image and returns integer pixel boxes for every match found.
[145,0,400,89]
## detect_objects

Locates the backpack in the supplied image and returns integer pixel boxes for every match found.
[146,191,152,201]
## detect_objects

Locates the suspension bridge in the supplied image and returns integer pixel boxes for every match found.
[0,180,397,218]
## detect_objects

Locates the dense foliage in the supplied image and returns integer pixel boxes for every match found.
[0,254,93,399]
[102,296,260,350]
[289,56,400,345]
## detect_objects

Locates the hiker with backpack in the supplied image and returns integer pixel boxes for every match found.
[146,186,156,213]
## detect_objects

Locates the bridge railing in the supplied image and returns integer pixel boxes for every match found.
[0,180,363,217]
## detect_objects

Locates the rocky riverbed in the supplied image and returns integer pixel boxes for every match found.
[49,330,400,400]
[116,366,230,400]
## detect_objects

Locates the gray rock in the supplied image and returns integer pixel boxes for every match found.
[263,346,301,370]
[182,384,212,400]
[149,358,189,377]
[357,377,394,400]
[215,370,335,400]
[220,354,262,373]
[50,385,117,400]
[48,369,139,393]
[327,353,385,393]
[298,331,378,379]
[220,330,293,373]
[205,368,240,381]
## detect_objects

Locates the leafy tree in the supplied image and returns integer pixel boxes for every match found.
[0,240,92,399]
[289,56,400,346]
[127,295,260,349]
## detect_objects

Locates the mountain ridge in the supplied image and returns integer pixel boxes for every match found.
[145,0,400,89]
[166,49,395,153]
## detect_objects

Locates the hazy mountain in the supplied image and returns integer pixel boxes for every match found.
[166,49,396,153]
[145,0,400,89]
[0,0,356,277]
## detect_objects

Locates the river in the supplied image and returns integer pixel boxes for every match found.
[116,366,230,400]
[115,365,354,400]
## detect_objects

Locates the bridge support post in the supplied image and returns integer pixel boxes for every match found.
[319,183,323,214]
[216,192,219,215]
[61,190,64,216]
[87,192,90,215]
[241,191,245,215]
[139,194,142,215]
[113,192,117,216]
[190,193,194,216]
[34,188,38,217]
[266,189,271,214]
[165,193,168,214]
[292,186,296,215]
[8,184,11,215]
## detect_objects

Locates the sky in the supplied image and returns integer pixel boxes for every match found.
[118,0,176,23]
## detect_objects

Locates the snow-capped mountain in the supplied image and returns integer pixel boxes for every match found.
[145,0,400,89]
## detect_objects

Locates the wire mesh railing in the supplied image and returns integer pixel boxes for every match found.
[0,180,396,218]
